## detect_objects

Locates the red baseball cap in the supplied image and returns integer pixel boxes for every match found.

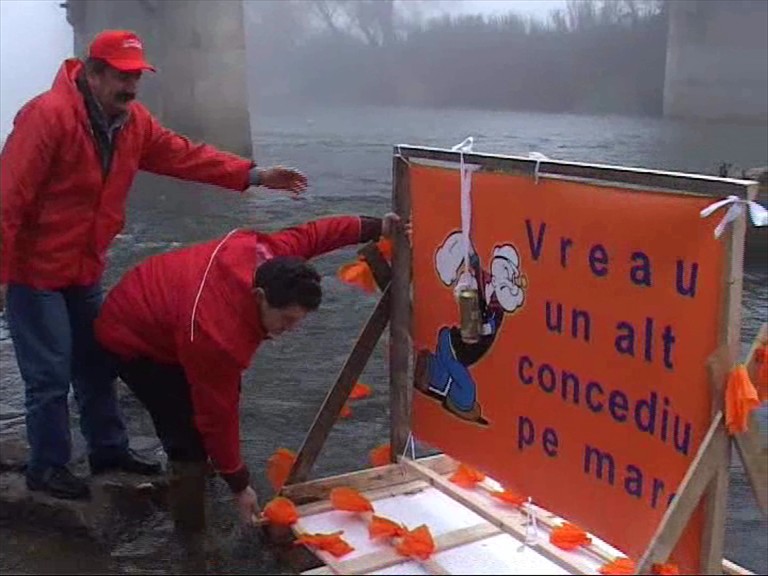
[88,30,156,73]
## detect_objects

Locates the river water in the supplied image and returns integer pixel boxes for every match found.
[0,105,766,574]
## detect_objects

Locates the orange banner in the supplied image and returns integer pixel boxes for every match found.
[409,163,727,572]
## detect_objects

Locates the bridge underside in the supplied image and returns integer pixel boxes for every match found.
[63,0,766,151]
[64,0,252,156]
[664,0,768,123]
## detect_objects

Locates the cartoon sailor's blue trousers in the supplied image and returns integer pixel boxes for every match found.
[425,327,477,412]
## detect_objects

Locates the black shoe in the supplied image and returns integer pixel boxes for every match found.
[26,466,91,500]
[89,449,162,476]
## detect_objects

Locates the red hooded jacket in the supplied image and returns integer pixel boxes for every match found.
[94,215,383,491]
[0,59,253,289]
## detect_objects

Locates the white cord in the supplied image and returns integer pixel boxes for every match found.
[452,137,475,283]
[400,432,416,461]
[190,229,239,342]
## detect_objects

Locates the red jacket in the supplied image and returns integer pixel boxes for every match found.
[95,215,382,489]
[0,59,253,289]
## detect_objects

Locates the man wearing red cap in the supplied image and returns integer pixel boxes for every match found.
[0,30,307,501]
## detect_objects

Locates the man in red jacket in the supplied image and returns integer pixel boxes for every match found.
[0,30,307,501]
[93,213,400,529]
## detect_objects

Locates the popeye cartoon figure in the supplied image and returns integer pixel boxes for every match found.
[414,231,527,426]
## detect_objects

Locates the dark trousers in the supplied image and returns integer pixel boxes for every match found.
[117,358,206,463]
[118,359,209,534]
[6,283,129,476]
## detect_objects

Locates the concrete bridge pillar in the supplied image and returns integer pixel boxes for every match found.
[664,0,768,123]
[63,0,252,156]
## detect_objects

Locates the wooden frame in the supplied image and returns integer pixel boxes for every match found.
[277,146,765,576]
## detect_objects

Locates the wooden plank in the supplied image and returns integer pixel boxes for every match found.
[732,426,768,517]
[301,567,334,576]
[390,154,413,460]
[333,523,501,575]
[285,288,392,486]
[282,454,457,505]
[635,412,725,574]
[740,324,768,491]
[394,145,756,198]
[294,509,452,576]
[358,241,392,290]
[293,518,346,575]
[402,459,595,575]
[296,456,752,575]
[698,347,733,575]
[471,480,752,575]
[723,558,756,576]
[296,479,430,517]
[734,322,768,517]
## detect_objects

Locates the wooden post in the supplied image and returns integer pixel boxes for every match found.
[699,185,750,574]
[389,153,412,460]
[634,185,753,575]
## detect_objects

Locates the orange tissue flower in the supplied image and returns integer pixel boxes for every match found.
[395,525,436,560]
[336,238,392,293]
[375,238,393,261]
[349,382,372,400]
[295,531,354,558]
[549,522,592,551]
[330,487,374,513]
[599,558,637,575]
[491,489,525,507]
[369,444,391,467]
[449,463,486,488]
[267,447,296,492]
[652,563,680,575]
[262,496,299,526]
[337,260,377,293]
[725,364,760,434]
[369,515,407,540]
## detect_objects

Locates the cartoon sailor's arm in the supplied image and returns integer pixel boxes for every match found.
[436,231,479,287]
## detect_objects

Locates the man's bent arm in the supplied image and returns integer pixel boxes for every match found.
[268,215,383,261]
[138,106,254,193]
[178,331,250,493]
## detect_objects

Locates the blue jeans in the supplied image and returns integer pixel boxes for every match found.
[426,327,478,412]
[6,283,129,476]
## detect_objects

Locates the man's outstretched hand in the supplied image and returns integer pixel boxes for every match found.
[382,212,400,238]
[255,166,308,195]
[382,212,412,246]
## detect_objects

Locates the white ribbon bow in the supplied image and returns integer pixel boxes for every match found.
[699,195,768,239]
[452,137,479,288]
[528,151,550,184]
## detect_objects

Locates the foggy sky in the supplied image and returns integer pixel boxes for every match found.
[0,0,72,141]
[0,0,565,141]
